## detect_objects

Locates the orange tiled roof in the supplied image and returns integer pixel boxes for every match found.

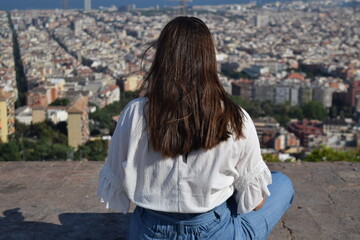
[329,82,339,88]
[287,73,305,80]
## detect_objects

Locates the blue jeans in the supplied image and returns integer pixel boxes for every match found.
[127,172,294,240]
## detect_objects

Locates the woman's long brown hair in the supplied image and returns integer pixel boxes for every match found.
[141,16,244,158]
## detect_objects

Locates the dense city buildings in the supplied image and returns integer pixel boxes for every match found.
[1,1,360,159]
[254,117,280,148]
[0,11,16,143]
[287,119,324,147]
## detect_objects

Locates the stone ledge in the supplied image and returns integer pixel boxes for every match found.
[0,161,359,240]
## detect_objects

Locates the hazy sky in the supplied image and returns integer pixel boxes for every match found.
[0,0,248,10]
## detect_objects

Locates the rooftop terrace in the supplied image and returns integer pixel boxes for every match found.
[0,161,359,240]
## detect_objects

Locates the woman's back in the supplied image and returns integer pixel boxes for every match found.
[99,97,270,214]
[97,16,294,240]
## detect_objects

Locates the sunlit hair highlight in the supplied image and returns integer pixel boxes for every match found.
[141,16,244,158]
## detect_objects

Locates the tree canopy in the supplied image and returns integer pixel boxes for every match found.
[229,95,328,126]
[302,101,327,121]
[89,91,138,135]
[305,146,360,162]
[49,98,71,107]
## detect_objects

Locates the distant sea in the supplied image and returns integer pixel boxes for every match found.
[0,0,258,11]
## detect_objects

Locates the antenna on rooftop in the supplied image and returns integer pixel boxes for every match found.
[166,0,193,15]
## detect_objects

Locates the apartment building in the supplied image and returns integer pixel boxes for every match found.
[67,95,89,149]
[0,91,15,143]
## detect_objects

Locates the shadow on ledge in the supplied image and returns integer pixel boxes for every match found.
[0,208,130,240]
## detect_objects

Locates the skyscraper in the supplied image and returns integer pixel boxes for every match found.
[62,0,68,10]
[84,0,91,11]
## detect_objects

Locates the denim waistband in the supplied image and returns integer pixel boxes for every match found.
[138,201,228,226]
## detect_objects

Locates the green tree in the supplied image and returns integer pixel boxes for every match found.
[272,103,290,126]
[74,140,109,161]
[273,114,290,126]
[0,142,21,161]
[14,120,28,139]
[305,146,360,162]
[228,95,262,118]
[48,143,71,160]
[262,153,280,162]
[49,98,71,106]
[19,138,71,161]
[261,101,275,116]
[10,120,71,161]
[26,121,67,145]
[289,106,303,119]
[302,101,327,120]
[56,121,68,136]
[89,91,137,135]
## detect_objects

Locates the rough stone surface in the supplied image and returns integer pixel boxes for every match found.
[0,161,359,240]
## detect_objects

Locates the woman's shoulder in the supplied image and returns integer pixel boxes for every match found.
[238,107,252,126]
[122,97,148,113]
[127,97,148,107]
[117,97,148,129]
[236,107,256,137]
[116,97,148,120]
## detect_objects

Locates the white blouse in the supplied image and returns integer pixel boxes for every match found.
[97,97,272,214]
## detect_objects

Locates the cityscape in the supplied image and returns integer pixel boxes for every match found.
[0,0,360,161]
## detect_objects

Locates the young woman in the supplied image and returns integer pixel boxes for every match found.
[98,16,294,240]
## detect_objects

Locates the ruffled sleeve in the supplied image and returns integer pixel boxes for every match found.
[97,99,143,213]
[233,110,272,214]
[233,160,272,213]
[97,163,130,213]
